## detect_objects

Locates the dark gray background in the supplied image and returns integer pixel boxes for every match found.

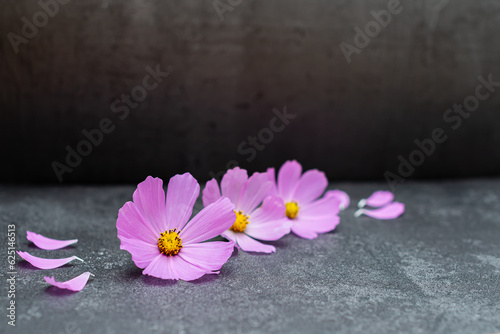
[1,0,500,183]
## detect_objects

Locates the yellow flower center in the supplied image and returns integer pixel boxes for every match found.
[230,210,249,232]
[285,202,299,219]
[157,229,182,256]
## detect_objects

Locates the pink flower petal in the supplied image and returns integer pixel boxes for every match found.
[294,215,340,235]
[202,179,222,207]
[17,251,83,269]
[180,197,235,244]
[221,229,238,244]
[44,272,92,292]
[244,196,292,241]
[132,176,168,233]
[143,254,208,281]
[291,224,319,239]
[244,220,291,242]
[221,167,248,207]
[118,236,160,269]
[277,160,302,201]
[178,241,234,273]
[165,173,200,231]
[292,169,328,205]
[355,202,405,220]
[238,172,272,213]
[26,231,77,250]
[358,190,394,208]
[299,195,340,218]
[235,233,276,253]
[324,189,350,210]
[117,201,160,244]
[300,216,340,234]
[290,197,341,239]
[265,167,278,196]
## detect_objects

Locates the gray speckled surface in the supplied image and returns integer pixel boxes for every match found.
[1,180,499,334]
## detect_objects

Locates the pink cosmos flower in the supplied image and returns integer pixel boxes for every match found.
[116,174,236,281]
[266,160,340,239]
[202,167,292,253]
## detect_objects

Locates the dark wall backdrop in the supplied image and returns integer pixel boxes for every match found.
[1,0,500,184]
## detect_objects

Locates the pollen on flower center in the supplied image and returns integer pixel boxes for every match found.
[157,229,182,256]
[230,210,249,232]
[285,202,299,219]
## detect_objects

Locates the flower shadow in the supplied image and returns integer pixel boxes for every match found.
[124,267,143,279]
[28,243,76,250]
[264,239,289,248]
[17,261,75,270]
[124,265,220,286]
[189,274,219,285]
[123,267,177,286]
[44,286,79,296]
[141,275,178,287]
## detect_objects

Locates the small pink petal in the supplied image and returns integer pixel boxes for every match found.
[26,231,77,250]
[143,254,208,281]
[202,179,222,207]
[250,195,286,222]
[358,190,394,208]
[238,172,272,213]
[178,241,234,273]
[117,201,159,244]
[235,233,276,253]
[132,176,168,233]
[355,202,405,220]
[300,195,340,218]
[325,189,350,210]
[17,251,84,269]
[221,167,248,207]
[165,173,200,231]
[44,272,92,292]
[244,220,291,241]
[116,201,158,243]
[180,197,235,244]
[221,229,238,244]
[292,169,328,205]
[265,167,278,196]
[245,196,292,241]
[291,208,340,239]
[295,215,340,234]
[118,236,160,269]
[291,224,318,239]
[277,160,302,201]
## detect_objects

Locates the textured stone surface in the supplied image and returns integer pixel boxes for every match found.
[1,179,499,333]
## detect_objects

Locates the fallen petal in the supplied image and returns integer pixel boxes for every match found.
[358,190,394,208]
[26,231,78,250]
[44,272,93,292]
[325,189,350,210]
[354,202,405,220]
[17,251,84,269]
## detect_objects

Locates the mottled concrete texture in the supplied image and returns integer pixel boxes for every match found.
[1,179,499,334]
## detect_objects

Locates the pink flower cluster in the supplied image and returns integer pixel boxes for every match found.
[117,160,364,282]
[16,160,405,291]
